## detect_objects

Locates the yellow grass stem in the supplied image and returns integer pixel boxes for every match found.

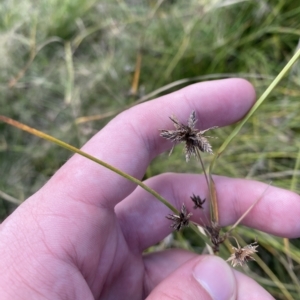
[0,115,177,213]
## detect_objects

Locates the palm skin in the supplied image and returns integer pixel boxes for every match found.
[0,78,299,300]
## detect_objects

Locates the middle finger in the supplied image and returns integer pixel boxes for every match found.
[116,173,300,251]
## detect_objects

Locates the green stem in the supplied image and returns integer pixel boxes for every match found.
[196,148,209,189]
[209,48,300,174]
[196,148,218,224]
[0,115,177,213]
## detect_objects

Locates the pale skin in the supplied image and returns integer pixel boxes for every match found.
[0,78,300,299]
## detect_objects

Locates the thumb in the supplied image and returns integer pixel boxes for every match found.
[146,255,236,300]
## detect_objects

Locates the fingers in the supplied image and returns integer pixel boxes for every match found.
[41,79,255,209]
[232,271,275,300]
[116,173,300,251]
[143,249,197,290]
[146,255,236,300]
[145,254,274,300]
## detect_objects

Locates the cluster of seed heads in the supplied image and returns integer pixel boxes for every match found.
[160,110,258,267]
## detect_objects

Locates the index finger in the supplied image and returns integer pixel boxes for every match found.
[42,78,256,209]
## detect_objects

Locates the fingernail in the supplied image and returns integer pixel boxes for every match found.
[193,256,236,300]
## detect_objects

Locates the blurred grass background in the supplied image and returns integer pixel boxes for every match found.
[0,0,300,298]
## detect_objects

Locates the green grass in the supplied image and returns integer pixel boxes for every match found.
[1,0,300,298]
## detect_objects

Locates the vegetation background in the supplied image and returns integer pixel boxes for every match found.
[0,0,300,298]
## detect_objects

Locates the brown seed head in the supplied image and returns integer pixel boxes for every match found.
[204,222,225,253]
[227,241,259,267]
[190,194,206,209]
[166,204,192,231]
[160,111,217,162]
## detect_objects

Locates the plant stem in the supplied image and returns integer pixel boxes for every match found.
[209,47,300,175]
[208,173,219,224]
[0,115,178,213]
[196,148,219,225]
[196,148,209,188]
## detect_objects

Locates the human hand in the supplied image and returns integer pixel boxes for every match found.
[1,78,299,300]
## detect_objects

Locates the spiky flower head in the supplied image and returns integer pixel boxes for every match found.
[190,194,206,209]
[227,241,259,267]
[204,222,225,253]
[160,111,217,162]
[166,204,192,231]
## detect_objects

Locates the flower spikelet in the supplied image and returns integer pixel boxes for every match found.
[190,194,206,209]
[227,241,259,267]
[166,204,192,231]
[160,111,217,161]
[204,222,224,253]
